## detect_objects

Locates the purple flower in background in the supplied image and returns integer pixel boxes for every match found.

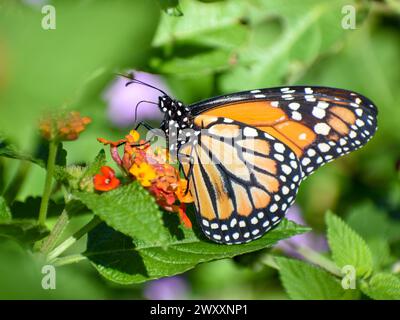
[23,0,48,6]
[144,276,189,300]
[277,205,328,259]
[103,71,168,127]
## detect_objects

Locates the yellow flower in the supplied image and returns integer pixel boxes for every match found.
[127,130,140,143]
[129,162,157,187]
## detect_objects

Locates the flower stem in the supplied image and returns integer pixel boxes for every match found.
[38,140,58,225]
[262,254,280,271]
[47,215,101,262]
[262,244,341,277]
[40,209,69,254]
[295,245,341,277]
[51,254,87,267]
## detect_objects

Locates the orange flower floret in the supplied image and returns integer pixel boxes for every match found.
[178,204,192,229]
[93,166,120,191]
[175,179,193,203]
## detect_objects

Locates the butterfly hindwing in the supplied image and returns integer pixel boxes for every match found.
[178,115,302,244]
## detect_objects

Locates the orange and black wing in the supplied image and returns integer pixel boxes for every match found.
[179,115,302,244]
[189,86,378,177]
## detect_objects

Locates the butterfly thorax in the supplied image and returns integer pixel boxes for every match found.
[159,95,194,151]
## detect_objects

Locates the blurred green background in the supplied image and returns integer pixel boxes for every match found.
[0,0,399,299]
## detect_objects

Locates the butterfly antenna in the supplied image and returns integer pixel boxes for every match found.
[134,100,158,123]
[119,72,168,96]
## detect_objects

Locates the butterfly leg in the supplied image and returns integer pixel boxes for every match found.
[134,121,154,131]
[177,152,195,195]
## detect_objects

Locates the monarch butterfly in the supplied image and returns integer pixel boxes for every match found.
[128,79,378,245]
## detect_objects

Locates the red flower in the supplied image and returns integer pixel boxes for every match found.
[93,166,120,191]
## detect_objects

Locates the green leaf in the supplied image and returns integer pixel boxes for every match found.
[0,135,103,191]
[74,183,169,246]
[276,257,359,300]
[361,273,400,300]
[85,218,308,284]
[0,135,42,166]
[0,196,12,222]
[0,135,68,173]
[220,0,356,91]
[152,0,250,76]
[154,49,233,75]
[0,220,49,245]
[153,0,248,47]
[78,182,308,284]
[326,211,373,277]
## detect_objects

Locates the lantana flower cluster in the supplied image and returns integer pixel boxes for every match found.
[95,130,193,228]
[39,111,92,141]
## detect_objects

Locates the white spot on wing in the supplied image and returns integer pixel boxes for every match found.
[314,123,331,135]
[243,127,258,137]
[312,107,326,119]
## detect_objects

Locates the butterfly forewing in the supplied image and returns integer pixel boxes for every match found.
[189,86,378,177]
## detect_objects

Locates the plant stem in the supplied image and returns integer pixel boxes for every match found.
[40,209,70,254]
[294,244,342,277]
[52,254,87,267]
[47,215,101,262]
[262,244,342,278]
[262,254,280,271]
[38,140,58,225]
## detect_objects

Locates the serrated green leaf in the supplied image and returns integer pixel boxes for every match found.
[220,0,356,91]
[86,219,308,284]
[0,220,49,245]
[326,211,373,277]
[74,183,169,246]
[361,273,400,300]
[276,257,358,300]
[0,196,12,222]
